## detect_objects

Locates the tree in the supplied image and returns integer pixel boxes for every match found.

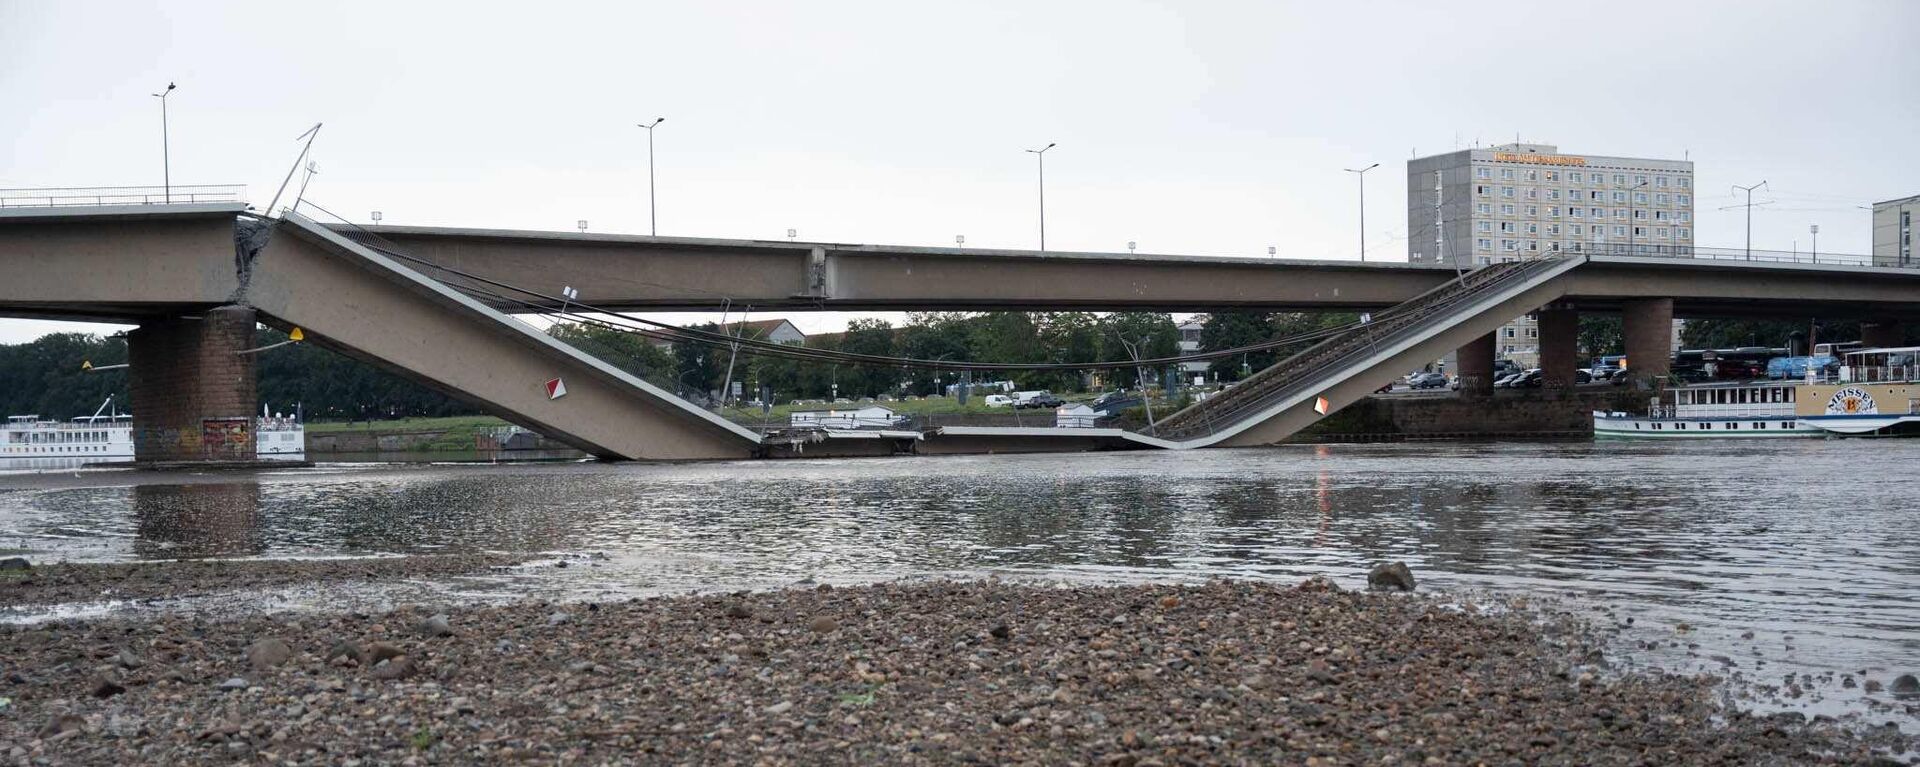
[1577,316,1625,358]
[840,318,898,397]
[547,322,675,383]
[1199,312,1276,381]
[1099,313,1179,389]
[672,322,725,402]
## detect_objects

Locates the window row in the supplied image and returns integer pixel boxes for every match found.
[1472,185,1688,207]
[1474,167,1689,189]
[1474,228,1692,251]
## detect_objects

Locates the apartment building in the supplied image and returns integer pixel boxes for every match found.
[1406,142,1695,366]
[1872,193,1917,268]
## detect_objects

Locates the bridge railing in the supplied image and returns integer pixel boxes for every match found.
[1560,242,1900,268]
[0,185,247,208]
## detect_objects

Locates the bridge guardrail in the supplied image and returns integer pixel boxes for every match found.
[0,185,246,208]
[1564,242,1902,269]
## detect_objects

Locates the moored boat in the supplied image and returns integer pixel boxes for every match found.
[1595,346,1920,439]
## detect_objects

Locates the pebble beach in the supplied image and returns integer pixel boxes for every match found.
[0,558,1913,765]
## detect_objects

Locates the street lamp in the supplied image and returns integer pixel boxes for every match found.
[955,234,965,248]
[1627,180,1648,255]
[1026,143,1056,250]
[1810,223,1819,264]
[577,219,588,233]
[1343,163,1379,261]
[787,228,797,242]
[1734,180,1769,260]
[370,211,383,227]
[1267,245,1277,258]
[637,117,665,235]
[1127,240,1136,254]
[152,82,176,202]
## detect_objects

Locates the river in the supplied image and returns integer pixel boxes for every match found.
[2,440,1916,725]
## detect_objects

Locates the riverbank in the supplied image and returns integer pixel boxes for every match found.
[0,574,1908,765]
[0,555,524,609]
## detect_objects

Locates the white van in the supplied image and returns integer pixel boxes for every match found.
[983,394,1014,408]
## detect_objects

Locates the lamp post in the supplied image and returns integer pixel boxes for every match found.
[577,220,588,233]
[1268,245,1276,258]
[370,211,383,227]
[1734,180,1768,260]
[152,82,176,202]
[1026,143,1056,250]
[1627,180,1648,255]
[1343,163,1378,261]
[1127,241,1136,254]
[1810,223,1819,264]
[955,234,965,248]
[637,117,665,235]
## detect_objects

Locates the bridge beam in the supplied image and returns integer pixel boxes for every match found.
[1455,333,1496,395]
[127,305,259,463]
[1537,304,1580,390]
[1622,297,1674,385]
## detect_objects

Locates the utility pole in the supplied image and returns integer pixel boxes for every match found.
[637,118,665,235]
[1733,180,1768,260]
[1026,143,1055,250]
[1344,163,1378,261]
[152,82,176,202]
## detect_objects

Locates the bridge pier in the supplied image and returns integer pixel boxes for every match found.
[1537,305,1580,390]
[127,305,259,464]
[1455,333,1496,395]
[1622,298,1673,386]
[1860,320,1905,349]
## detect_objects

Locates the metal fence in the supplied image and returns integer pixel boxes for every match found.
[0,185,246,208]
[1568,242,1902,268]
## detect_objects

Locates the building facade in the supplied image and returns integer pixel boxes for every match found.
[1406,143,1695,367]
[1872,194,1917,268]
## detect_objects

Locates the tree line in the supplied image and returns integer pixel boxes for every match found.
[10,314,1883,421]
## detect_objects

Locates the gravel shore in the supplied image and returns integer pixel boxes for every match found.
[0,576,1911,765]
[0,555,524,609]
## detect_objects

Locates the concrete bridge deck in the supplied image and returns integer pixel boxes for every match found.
[4,205,1919,461]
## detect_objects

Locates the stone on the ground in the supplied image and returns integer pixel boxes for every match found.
[217,677,249,691]
[90,673,125,698]
[372,656,415,680]
[420,613,453,638]
[548,612,572,626]
[246,638,293,670]
[809,616,839,634]
[1892,674,1920,695]
[38,714,84,737]
[0,557,29,571]
[368,641,404,663]
[1367,561,1417,592]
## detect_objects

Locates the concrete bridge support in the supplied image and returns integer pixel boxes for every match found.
[127,305,259,463]
[1622,298,1674,385]
[1537,305,1580,390]
[1861,320,1905,349]
[1455,333,1496,395]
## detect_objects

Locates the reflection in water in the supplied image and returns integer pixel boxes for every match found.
[132,483,264,559]
[0,441,1916,720]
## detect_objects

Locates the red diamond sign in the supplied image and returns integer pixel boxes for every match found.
[545,377,568,400]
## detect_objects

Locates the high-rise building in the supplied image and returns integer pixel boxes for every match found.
[1871,194,1917,268]
[1406,143,1695,367]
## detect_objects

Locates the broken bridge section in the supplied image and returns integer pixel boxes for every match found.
[240,213,763,461]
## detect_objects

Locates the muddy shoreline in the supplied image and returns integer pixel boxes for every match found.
[0,555,524,610]
[0,566,1911,765]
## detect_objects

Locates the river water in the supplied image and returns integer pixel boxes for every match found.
[1,441,1916,724]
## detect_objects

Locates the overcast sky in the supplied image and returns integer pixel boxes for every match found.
[3,0,1917,343]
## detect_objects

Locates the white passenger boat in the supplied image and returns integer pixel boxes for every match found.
[1,398,306,466]
[1595,347,1920,439]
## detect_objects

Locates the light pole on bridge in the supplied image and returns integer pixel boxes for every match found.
[1343,162,1378,261]
[1026,143,1055,251]
[152,82,176,203]
[637,117,666,236]
[1733,180,1768,260]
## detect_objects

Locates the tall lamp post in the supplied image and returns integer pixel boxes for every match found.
[152,82,176,202]
[1734,180,1768,260]
[1026,143,1056,250]
[1343,162,1378,261]
[637,117,665,235]
[1809,223,1819,264]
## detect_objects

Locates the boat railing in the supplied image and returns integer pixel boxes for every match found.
[1840,366,1920,385]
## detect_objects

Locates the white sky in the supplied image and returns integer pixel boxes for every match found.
[3,0,1917,343]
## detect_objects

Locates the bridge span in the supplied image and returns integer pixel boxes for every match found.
[2,205,1918,462]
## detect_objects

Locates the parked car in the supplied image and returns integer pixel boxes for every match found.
[1016,392,1064,409]
[1610,367,1633,386]
[983,394,1014,407]
[1492,372,1524,388]
[1588,366,1615,380]
[1574,369,1593,385]
[1408,372,1449,389]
